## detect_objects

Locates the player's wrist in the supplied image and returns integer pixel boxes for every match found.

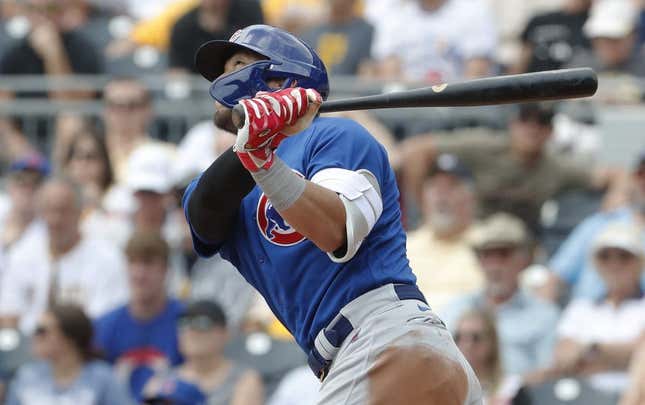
[251,156,305,211]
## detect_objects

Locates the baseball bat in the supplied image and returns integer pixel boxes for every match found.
[232,67,597,128]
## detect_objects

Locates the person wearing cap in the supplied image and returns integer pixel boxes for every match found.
[406,153,483,309]
[400,102,622,235]
[144,299,264,405]
[0,153,49,269]
[440,213,560,378]
[535,223,645,394]
[567,0,645,78]
[547,152,645,303]
[0,176,128,335]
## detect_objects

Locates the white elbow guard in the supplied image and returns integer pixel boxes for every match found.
[311,168,383,263]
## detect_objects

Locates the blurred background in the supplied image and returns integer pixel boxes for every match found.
[0,0,644,404]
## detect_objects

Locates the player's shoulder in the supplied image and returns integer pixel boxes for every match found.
[309,116,380,145]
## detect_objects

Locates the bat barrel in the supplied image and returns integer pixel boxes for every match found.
[319,67,598,113]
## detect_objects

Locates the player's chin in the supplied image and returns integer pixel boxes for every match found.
[213,104,237,134]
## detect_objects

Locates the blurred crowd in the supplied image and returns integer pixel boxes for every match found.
[0,0,645,404]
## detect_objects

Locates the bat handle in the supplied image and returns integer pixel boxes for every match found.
[232,104,246,129]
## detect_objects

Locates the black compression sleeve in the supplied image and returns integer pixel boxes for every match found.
[185,146,255,245]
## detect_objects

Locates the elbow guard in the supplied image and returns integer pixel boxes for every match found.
[311,168,383,263]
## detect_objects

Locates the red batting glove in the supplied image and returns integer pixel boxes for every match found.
[234,88,321,172]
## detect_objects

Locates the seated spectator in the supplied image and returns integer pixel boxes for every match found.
[0,154,48,264]
[0,177,128,334]
[5,304,131,404]
[536,223,645,395]
[101,77,175,185]
[513,0,591,73]
[620,336,645,405]
[168,0,263,74]
[300,0,373,76]
[261,0,325,35]
[144,300,264,404]
[567,0,645,78]
[94,231,183,401]
[454,308,528,404]
[400,103,624,235]
[142,374,207,405]
[546,152,645,303]
[406,153,483,309]
[441,213,560,377]
[367,0,497,83]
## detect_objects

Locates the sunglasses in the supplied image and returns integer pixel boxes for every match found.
[34,324,52,337]
[105,99,149,110]
[595,248,637,263]
[454,331,487,344]
[178,315,219,331]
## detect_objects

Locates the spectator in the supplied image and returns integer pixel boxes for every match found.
[368,0,497,83]
[300,0,374,76]
[400,103,624,235]
[513,0,591,73]
[0,154,48,264]
[454,309,527,404]
[0,177,128,334]
[620,336,645,405]
[536,223,645,395]
[5,304,131,404]
[93,231,183,401]
[568,0,645,77]
[261,0,325,35]
[546,152,645,303]
[441,213,560,377]
[406,153,483,309]
[102,77,175,184]
[145,300,264,404]
[168,0,263,74]
[142,375,207,405]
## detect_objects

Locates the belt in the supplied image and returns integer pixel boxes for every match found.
[307,283,427,381]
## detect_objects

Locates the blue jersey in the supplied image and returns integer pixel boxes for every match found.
[93,299,184,400]
[183,117,416,351]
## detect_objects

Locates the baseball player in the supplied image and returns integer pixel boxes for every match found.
[183,24,482,404]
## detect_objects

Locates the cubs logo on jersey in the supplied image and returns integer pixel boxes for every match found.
[256,193,306,246]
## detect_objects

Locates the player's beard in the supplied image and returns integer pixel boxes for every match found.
[213,105,237,135]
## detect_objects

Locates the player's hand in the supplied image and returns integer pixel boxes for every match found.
[234,87,322,172]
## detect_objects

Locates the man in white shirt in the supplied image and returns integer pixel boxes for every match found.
[0,177,128,334]
[368,0,497,83]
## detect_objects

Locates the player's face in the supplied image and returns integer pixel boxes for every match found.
[213,51,285,134]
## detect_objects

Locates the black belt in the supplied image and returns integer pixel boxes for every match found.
[307,284,427,381]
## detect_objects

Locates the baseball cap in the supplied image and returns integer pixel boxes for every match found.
[515,103,556,126]
[592,222,644,258]
[179,300,227,330]
[431,153,473,182]
[584,0,638,39]
[9,153,50,176]
[468,213,530,249]
[142,376,207,405]
[126,143,175,194]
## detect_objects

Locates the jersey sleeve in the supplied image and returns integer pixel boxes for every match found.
[181,176,224,258]
[302,118,389,188]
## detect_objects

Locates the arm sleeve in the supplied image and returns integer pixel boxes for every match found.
[182,147,256,258]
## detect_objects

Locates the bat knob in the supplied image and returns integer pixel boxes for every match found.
[232,104,246,129]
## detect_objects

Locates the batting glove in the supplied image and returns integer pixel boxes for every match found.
[234,88,322,172]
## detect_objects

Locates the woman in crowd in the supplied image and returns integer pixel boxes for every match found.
[143,299,264,405]
[454,309,525,404]
[5,304,131,404]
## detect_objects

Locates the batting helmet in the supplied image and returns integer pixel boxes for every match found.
[195,24,329,108]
